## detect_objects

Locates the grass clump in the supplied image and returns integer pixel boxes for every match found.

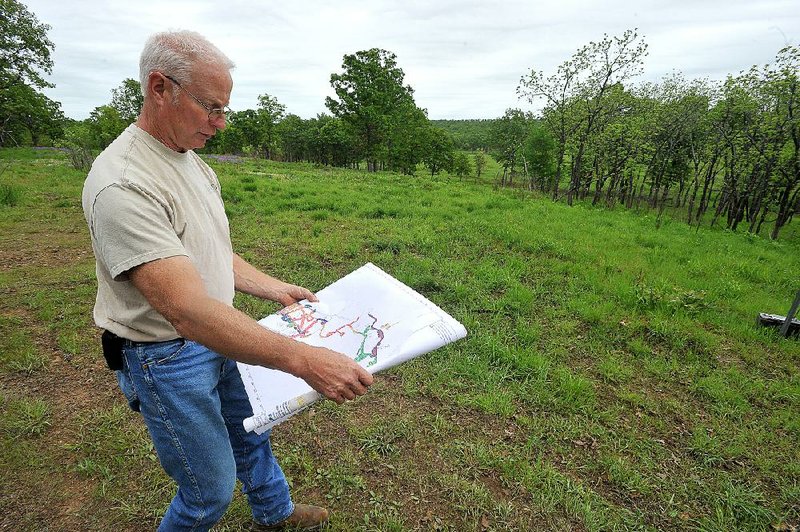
[0,182,22,206]
[2,397,51,437]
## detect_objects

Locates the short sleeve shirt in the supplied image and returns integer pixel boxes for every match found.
[82,124,234,341]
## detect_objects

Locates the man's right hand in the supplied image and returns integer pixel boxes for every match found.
[298,346,374,404]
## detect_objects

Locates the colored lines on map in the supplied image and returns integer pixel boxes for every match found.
[353,313,385,367]
[277,303,387,366]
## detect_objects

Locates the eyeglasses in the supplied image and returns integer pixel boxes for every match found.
[163,74,231,121]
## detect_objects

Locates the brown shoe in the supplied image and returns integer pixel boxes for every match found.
[251,504,329,530]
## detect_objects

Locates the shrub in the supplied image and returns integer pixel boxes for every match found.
[57,122,96,172]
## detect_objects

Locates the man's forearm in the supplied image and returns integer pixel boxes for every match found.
[171,293,311,375]
[233,253,317,307]
[233,253,282,299]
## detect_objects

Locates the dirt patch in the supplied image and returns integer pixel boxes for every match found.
[0,307,120,530]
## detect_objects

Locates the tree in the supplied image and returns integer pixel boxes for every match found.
[227,109,261,154]
[110,78,143,123]
[326,48,416,171]
[765,45,800,239]
[0,0,54,90]
[432,119,493,151]
[385,103,430,174]
[277,113,311,162]
[422,127,455,177]
[519,29,648,203]
[0,77,63,145]
[633,75,708,214]
[87,105,126,149]
[58,119,94,171]
[524,121,556,191]
[490,108,530,186]
[474,151,487,180]
[314,114,358,167]
[0,0,62,146]
[708,46,800,239]
[452,152,472,179]
[256,93,286,159]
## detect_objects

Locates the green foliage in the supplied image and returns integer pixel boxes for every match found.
[514,30,798,239]
[451,151,472,178]
[523,120,556,190]
[473,150,487,178]
[109,78,143,123]
[490,108,531,185]
[0,0,54,89]
[85,104,126,149]
[207,94,286,159]
[0,1,63,147]
[0,78,64,146]
[422,127,455,176]
[57,120,95,171]
[254,93,286,158]
[431,119,493,150]
[276,113,308,162]
[326,48,430,172]
[519,29,648,204]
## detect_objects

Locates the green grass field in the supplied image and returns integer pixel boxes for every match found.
[1,147,798,531]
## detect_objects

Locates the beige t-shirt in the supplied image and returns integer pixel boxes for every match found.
[82,124,234,341]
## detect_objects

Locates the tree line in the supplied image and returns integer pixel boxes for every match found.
[56,48,468,179]
[202,48,463,177]
[511,30,799,239]
[1,0,797,239]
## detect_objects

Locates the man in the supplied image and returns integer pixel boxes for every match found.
[82,30,373,531]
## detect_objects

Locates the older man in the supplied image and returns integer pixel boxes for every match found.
[82,30,372,531]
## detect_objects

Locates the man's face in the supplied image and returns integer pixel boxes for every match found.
[166,63,233,152]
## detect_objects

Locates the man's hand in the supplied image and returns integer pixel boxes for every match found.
[299,346,374,404]
[267,282,318,307]
[233,254,319,306]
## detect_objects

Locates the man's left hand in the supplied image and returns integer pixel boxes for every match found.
[268,282,319,307]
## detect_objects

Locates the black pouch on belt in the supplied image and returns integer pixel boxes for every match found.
[101,330,125,371]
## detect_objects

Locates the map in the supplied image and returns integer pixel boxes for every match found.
[238,263,467,433]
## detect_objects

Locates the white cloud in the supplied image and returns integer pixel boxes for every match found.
[22,0,800,120]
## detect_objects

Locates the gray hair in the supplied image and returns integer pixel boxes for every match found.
[139,30,235,98]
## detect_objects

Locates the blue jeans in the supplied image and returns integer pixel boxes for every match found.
[116,339,294,530]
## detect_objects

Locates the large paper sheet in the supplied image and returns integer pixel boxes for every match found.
[238,263,467,433]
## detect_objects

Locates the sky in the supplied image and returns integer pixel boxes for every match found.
[23,0,800,121]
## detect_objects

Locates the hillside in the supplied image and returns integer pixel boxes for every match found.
[431,119,494,151]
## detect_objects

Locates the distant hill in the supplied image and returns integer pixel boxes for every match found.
[431,119,494,151]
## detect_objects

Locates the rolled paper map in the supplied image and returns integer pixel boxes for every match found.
[242,389,322,433]
[238,263,467,434]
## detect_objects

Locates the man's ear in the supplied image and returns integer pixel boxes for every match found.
[145,71,170,106]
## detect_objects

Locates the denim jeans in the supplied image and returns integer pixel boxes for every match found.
[116,338,294,530]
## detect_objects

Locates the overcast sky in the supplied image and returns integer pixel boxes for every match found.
[23,0,800,121]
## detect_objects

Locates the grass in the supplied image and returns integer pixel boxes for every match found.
[0,147,798,530]
[0,182,22,206]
